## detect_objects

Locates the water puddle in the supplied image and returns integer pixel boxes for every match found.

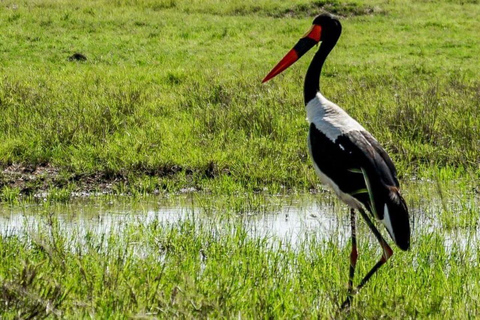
[0,194,347,244]
[0,186,479,252]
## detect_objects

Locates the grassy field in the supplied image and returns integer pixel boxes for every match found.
[0,0,480,318]
[0,0,479,198]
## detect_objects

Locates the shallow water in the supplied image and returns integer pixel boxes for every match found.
[0,187,479,252]
[0,194,347,244]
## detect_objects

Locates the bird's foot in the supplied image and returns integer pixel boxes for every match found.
[340,288,358,311]
[340,295,352,311]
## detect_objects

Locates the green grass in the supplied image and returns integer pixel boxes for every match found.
[0,0,479,197]
[1,2,479,317]
[0,182,479,318]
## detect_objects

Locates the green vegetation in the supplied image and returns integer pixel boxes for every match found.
[0,0,479,317]
[0,0,478,197]
[0,181,479,318]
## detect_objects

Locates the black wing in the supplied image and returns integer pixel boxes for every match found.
[309,123,410,250]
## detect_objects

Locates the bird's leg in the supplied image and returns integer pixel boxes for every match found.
[340,208,393,311]
[348,208,358,292]
[355,208,393,291]
[341,208,358,310]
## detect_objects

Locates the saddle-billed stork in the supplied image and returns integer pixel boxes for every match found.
[262,13,410,307]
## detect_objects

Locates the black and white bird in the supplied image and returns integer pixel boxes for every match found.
[263,13,410,307]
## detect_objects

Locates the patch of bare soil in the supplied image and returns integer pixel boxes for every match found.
[0,162,225,198]
[0,164,119,197]
[273,1,385,18]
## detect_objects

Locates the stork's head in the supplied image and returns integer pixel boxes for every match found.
[262,13,341,83]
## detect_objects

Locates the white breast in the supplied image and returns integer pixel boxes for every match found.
[305,93,366,142]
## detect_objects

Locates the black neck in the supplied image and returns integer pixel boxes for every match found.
[303,41,336,105]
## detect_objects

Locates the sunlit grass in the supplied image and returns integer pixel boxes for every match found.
[0,1,479,317]
[0,181,479,318]
[0,0,479,197]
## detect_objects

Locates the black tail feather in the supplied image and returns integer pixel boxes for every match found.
[385,190,410,251]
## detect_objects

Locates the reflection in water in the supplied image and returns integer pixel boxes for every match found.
[0,195,348,246]
[0,189,479,253]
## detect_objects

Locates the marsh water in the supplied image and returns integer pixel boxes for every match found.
[0,184,479,251]
[0,194,344,243]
